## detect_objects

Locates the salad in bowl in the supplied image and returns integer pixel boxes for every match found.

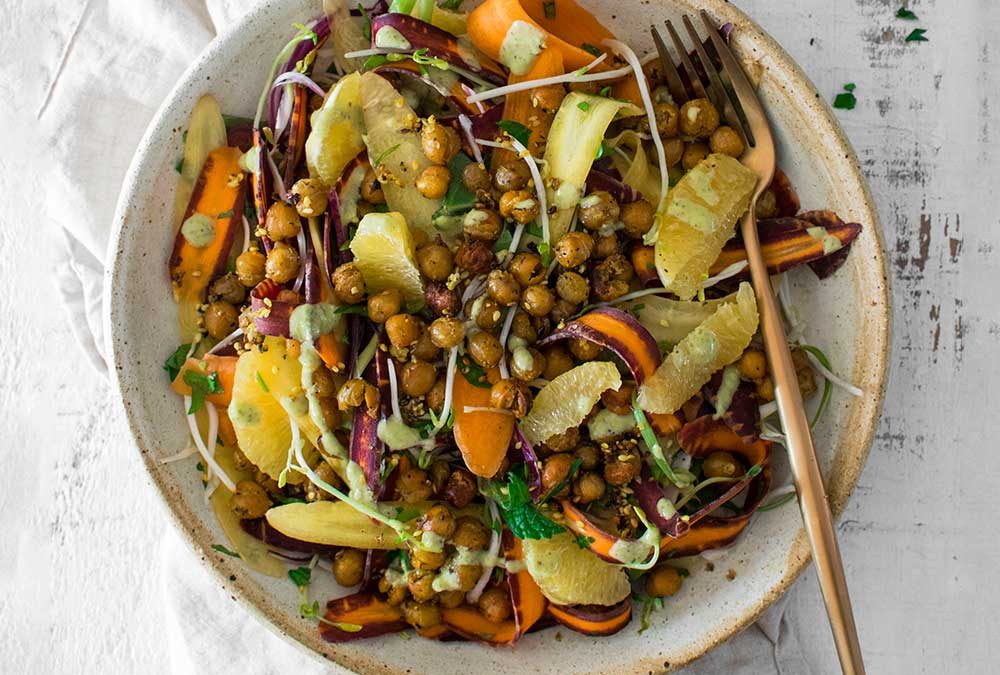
[162,0,863,645]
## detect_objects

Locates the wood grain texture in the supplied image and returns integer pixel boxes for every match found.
[2,0,996,673]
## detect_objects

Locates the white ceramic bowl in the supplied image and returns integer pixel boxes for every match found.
[105,0,890,671]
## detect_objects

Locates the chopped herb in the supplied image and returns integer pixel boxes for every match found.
[581,43,603,57]
[496,467,565,540]
[372,143,401,167]
[905,27,928,42]
[196,461,205,473]
[292,22,319,45]
[217,209,234,218]
[433,153,477,218]
[747,464,762,477]
[598,86,612,97]
[288,566,312,588]
[896,7,917,19]
[374,203,390,213]
[394,506,422,521]
[363,54,388,71]
[458,356,491,388]
[577,101,590,112]
[525,222,544,238]
[183,370,221,414]
[164,343,192,381]
[334,304,369,316]
[174,158,184,173]
[411,48,450,70]
[360,4,373,40]
[543,0,556,19]
[497,119,532,147]
[798,344,835,427]
[273,494,307,505]
[759,491,797,512]
[635,593,664,634]
[572,533,595,549]
[211,544,241,558]
[833,82,857,110]
[537,241,553,267]
[439,0,463,9]
[493,227,514,253]
[255,371,270,392]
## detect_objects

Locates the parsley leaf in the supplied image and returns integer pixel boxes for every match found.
[164,344,191,381]
[458,356,491,388]
[288,566,312,588]
[498,469,565,540]
[525,222,544,238]
[833,83,857,110]
[905,28,928,42]
[573,533,595,549]
[211,544,241,558]
[183,370,221,414]
[497,119,531,146]
[895,7,917,20]
[492,227,514,253]
[537,241,553,267]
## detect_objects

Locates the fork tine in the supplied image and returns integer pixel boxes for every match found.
[664,20,709,101]
[651,26,689,105]
[699,10,765,147]
[679,15,747,145]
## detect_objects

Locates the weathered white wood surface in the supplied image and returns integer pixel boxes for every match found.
[2,0,996,672]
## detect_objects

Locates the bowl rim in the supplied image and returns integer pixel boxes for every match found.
[103,0,890,670]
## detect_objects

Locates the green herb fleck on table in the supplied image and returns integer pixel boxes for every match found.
[905,28,928,42]
[895,7,917,20]
[833,83,857,110]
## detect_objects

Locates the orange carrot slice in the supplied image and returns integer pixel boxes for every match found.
[170,354,237,408]
[452,372,514,477]
[493,47,565,168]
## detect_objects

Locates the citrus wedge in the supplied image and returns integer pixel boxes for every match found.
[349,211,425,310]
[305,71,365,188]
[520,361,621,445]
[228,338,321,482]
[638,282,759,414]
[522,532,631,606]
[654,153,757,300]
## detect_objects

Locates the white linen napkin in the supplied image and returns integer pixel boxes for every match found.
[41,0,806,671]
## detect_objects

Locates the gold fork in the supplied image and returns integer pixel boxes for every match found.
[651,12,866,675]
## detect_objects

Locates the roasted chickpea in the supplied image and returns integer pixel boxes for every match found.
[493,160,530,192]
[463,208,503,242]
[454,239,494,275]
[438,590,465,609]
[421,117,460,165]
[542,345,574,379]
[556,271,590,304]
[738,349,768,380]
[204,300,238,339]
[645,565,684,598]
[397,467,434,504]
[663,137,685,167]
[544,427,579,453]
[550,298,578,324]
[311,366,337,399]
[679,98,720,138]
[264,201,302,241]
[380,576,409,606]
[208,273,246,305]
[574,444,600,471]
[756,376,775,402]
[411,330,441,362]
[578,191,620,231]
[306,460,343,501]
[572,471,606,503]
[591,254,633,302]
[472,296,503,330]
[593,233,620,259]
[385,313,424,348]
[521,284,555,317]
[631,245,656,279]
[710,125,745,158]
[425,281,461,317]
[416,241,455,282]
[510,311,537,343]
[360,167,385,203]
[444,468,476,508]
[337,378,380,411]
[409,546,445,571]
[331,262,366,304]
[467,331,503,369]
[478,587,513,623]
[541,453,575,497]
[648,102,680,138]
[511,347,545,382]
[490,378,532,418]
[429,317,465,349]
[332,548,365,587]
[486,269,521,306]
[621,199,655,238]
[421,504,457,539]
[426,378,447,414]
[452,516,490,550]
[601,382,635,416]
[554,232,594,268]
[462,161,492,193]
[416,164,451,199]
[681,142,710,171]
[569,337,602,361]
[703,450,741,479]
[229,481,272,519]
[498,190,540,224]
[402,600,442,629]
[319,397,343,431]
[407,569,437,602]
[235,249,266,287]
[367,288,403,324]
[401,360,437,397]
[454,564,482,591]
[290,178,329,217]
[755,189,778,219]
[604,450,642,486]
[509,252,545,287]
[265,241,300,283]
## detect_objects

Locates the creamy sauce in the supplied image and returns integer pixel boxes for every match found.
[464,209,491,226]
[181,212,216,247]
[374,26,411,50]
[290,303,341,343]
[579,194,602,209]
[807,225,843,254]
[608,522,661,566]
[712,364,741,419]
[587,408,637,441]
[499,21,546,76]
[656,497,677,520]
[376,414,424,450]
[228,400,260,426]
[552,182,582,210]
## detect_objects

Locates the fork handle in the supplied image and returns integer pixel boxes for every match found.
[740,207,867,675]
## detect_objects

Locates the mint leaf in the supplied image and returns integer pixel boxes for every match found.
[433,153,477,219]
[164,344,191,381]
[498,469,565,540]
[288,566,312,588]
[183,370,221,414]
[497,119,531,147]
